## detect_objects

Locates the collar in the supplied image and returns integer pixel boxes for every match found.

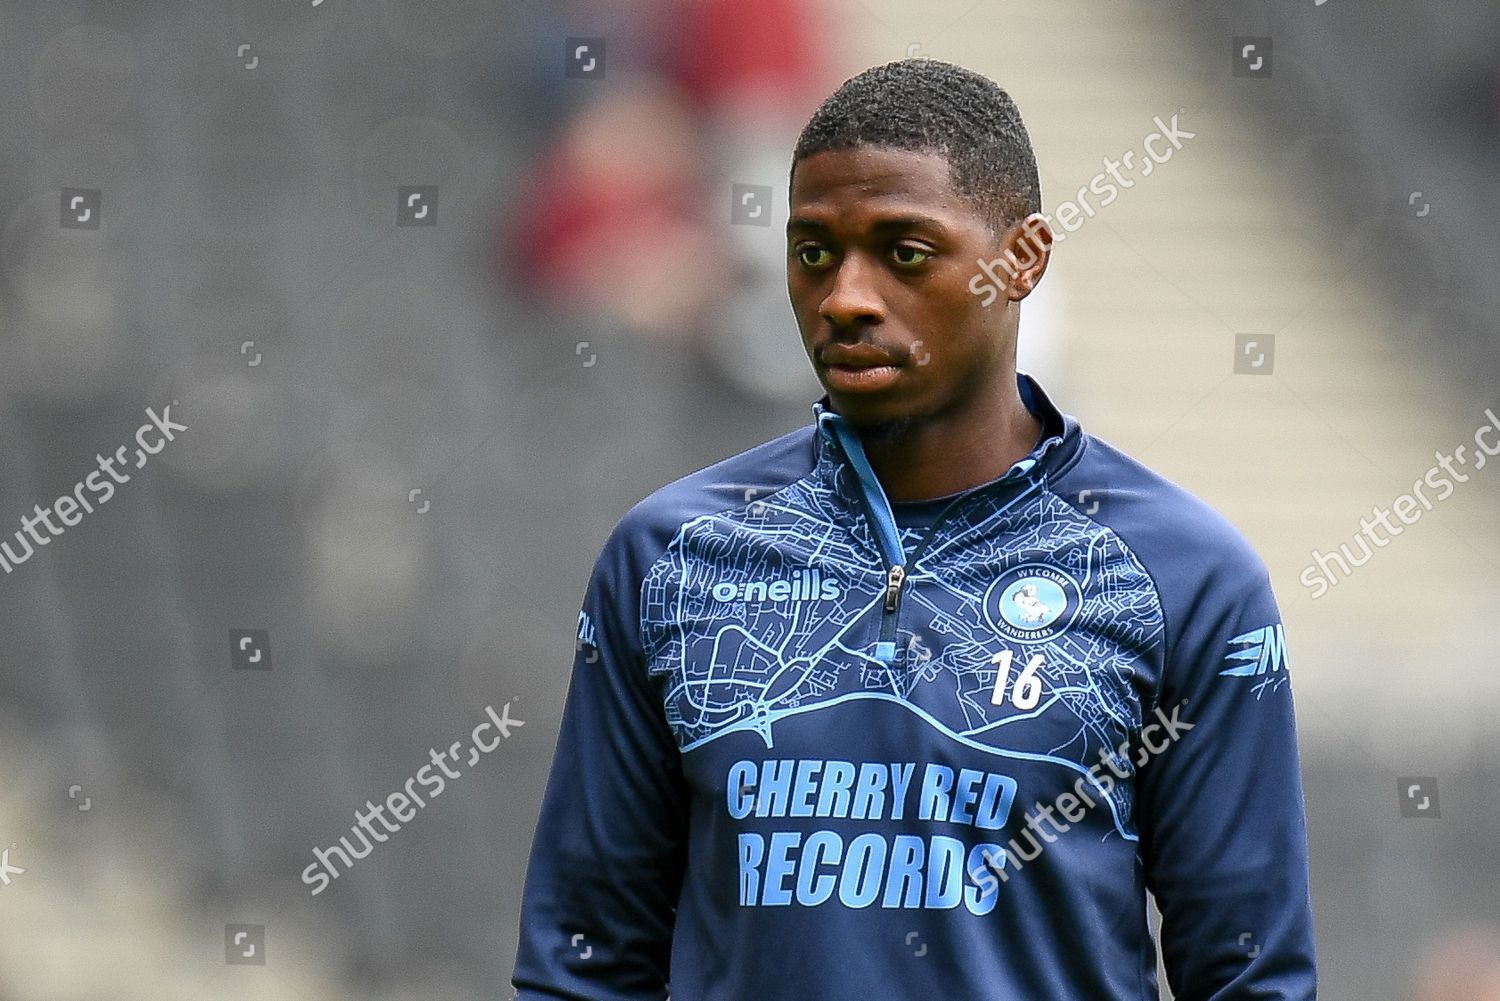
[809,370,1080,493]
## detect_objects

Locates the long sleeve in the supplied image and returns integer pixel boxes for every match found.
[512,524,691,1001]
[1135,556,1318,1000]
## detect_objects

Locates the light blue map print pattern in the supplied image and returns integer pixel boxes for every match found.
[640,456,1166,834]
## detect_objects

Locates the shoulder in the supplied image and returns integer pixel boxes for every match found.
[1055,430,1271,608]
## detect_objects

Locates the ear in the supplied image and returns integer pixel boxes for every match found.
[997,213,1053,302]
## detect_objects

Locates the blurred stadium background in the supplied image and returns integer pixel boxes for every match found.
[1,1,1498,998]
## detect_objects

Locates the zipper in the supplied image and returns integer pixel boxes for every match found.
[820,413,1031,666]
[873,499,967,662]
[883,565,905,613]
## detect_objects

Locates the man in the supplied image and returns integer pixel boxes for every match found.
[513,58,1316,1000]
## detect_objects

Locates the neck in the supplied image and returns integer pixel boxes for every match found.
[857,371,1043,503]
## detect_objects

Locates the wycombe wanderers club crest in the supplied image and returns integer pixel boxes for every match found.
[983,563,1082,643]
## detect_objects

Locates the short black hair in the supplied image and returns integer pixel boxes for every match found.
[791,59,1042,235]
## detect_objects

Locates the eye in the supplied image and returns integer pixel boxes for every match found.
[891,243,932,267]
[794,244,834,269]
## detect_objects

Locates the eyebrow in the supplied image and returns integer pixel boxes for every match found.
[786,215,952,236]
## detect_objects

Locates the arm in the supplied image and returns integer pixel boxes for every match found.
[512,527,690,1001]
[1135,559,1317,1000]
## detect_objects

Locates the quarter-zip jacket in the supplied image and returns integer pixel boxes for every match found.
[513,373,1317,1001]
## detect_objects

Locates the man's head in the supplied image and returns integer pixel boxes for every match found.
[786,59,1052,435]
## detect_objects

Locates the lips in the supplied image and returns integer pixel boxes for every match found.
[819,343,904,393]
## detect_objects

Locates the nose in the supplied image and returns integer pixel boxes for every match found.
[819,253,885,330]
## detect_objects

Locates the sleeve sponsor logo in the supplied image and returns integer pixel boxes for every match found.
[1218,623,1288,698]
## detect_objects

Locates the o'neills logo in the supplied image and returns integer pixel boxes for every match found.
[711,569,841,603]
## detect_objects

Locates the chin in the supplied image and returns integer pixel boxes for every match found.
[829,394,920,442]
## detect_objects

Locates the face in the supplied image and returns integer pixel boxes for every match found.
[787,146,1048,433]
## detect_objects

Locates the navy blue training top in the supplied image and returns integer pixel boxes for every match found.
[513,373,1316,1001]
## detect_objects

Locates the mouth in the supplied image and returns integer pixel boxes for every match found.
[822,361,902,393]
[817,342,906,394]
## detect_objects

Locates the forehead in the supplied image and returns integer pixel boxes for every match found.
[788,146,965,215]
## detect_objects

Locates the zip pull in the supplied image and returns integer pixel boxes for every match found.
[884,564,906,613]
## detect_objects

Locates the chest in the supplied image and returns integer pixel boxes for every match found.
[641,497,1166,766]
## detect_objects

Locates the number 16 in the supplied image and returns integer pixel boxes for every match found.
[990,650,1044,710]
